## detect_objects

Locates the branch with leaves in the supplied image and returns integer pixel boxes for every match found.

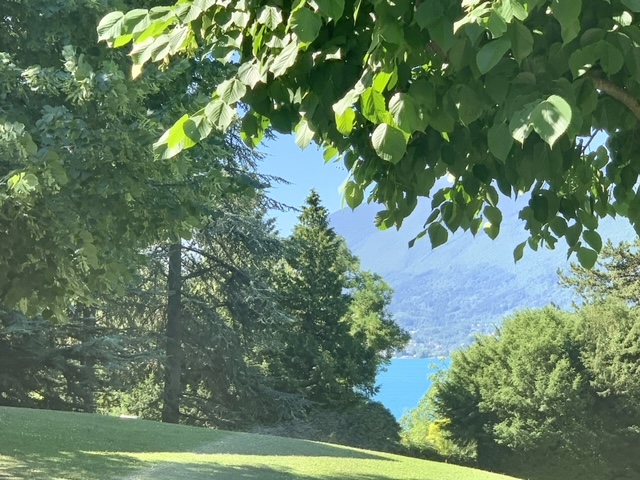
[99,0,640,267]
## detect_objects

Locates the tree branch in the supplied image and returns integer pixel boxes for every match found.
[590,75,640,122]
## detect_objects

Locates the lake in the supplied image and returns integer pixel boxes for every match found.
[374,357,449,419]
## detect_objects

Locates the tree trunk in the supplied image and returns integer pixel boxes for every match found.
[162,242,183,423]
[79,305,97,413]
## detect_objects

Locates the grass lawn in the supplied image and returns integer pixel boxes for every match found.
[0,406,519,480]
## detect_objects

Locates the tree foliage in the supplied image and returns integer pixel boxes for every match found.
[425,304,640,480]
[0,0,257,317]
[268,191,409,404]
[101,0,640,265]
[560,239,640,303]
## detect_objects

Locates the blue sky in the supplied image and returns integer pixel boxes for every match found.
[259,134,350,234]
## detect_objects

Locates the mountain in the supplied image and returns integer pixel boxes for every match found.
[331,198,636,357]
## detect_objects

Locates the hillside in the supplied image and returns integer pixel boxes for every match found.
[0,407,519,480]
[331,197,636,356]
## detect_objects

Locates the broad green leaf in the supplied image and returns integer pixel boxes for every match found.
[530,194,550,222]
[488,122,513,161]
[270,40,299,77]
[165,114,191,149]
[621,0,640,12]
[486,11,508,38]
[583,230,602,252]
[496,0,528,22]
[343,181,364,209]
[216,78,247,104]
[295,118,314,148]
[389,93,422,133]
[550,216,568,237]
[484,205,502,226]
[257,6,283,30]
[483,222,500,239]
[168,25,190,54]
[530,95,573,147]
[476,37,511,74]
[600,41,624,75]
[508,21,534,63]
[552,0,582,44]
[509,101,538,144]
[428,222,449,248]
[290,8,322,44]
[237,61,265,88]
[335,108,356,135]
[97,11,125,42]
[371,123,407,164]
[577,246,598,268]
[361,87,387,123]
[184,116,213,143]
[148,35,171,62]
[373,70,394,93]
[456,85,485,125]
[313,0,345,20]
[205,100,235,130]
[513,241,526,262]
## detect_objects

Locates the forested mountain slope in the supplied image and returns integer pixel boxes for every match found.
[331,198,636,357]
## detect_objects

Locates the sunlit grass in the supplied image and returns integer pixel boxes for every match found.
[1,406,519,480]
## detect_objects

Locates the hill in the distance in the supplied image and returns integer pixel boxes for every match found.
[331,198,636,357]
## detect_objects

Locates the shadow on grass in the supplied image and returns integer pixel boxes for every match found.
[203,434,394,460]
[0,450,146,479]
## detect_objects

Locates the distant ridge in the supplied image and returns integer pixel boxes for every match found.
[331,198,636,357]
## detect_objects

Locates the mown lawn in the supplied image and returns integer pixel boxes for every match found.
[0,406,519,480]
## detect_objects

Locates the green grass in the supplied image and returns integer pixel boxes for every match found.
[0,407,519,480]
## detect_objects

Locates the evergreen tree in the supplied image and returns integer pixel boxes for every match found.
[270,191,408,404]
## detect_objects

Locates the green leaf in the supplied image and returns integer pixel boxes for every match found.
[335,108,356,135]
[373,70,394,93]
[237,61,265,88]
[270,40,299,77]
[313,0,345,20]
[509,101,538,144]
[552,0,582,44]
[476,37,511,74]
[295,118,314,148]
[361,87,387,123]
[344,181,364,209]
[428,222,449,248]
[389,93,422,133]
[600,41,624,75]
[97,11,125,42]
[205,100,235,130]
[583,230,602,252]
[508,21,534,63]
[529,95,573,147]
[488,122,513,161]
[550,216,568,237]
[621,0,640,12]
[456,85,485,125]
[577,247,598,269]
[483,221,500,239]
[530,194,550,223]
[290,8,322,44]
[216,78,247,104]
[486,11,508,38]
[257,6,283,30]
[371,123,407,164]
[513,241,526,262]
[484,205,502,226]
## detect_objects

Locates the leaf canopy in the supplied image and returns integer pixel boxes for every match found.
[100,0,640,267]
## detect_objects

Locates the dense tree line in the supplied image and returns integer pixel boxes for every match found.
[402,241,640,479]
[1,0,407,452]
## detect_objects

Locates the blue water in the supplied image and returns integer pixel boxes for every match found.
[374,358,449,419]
